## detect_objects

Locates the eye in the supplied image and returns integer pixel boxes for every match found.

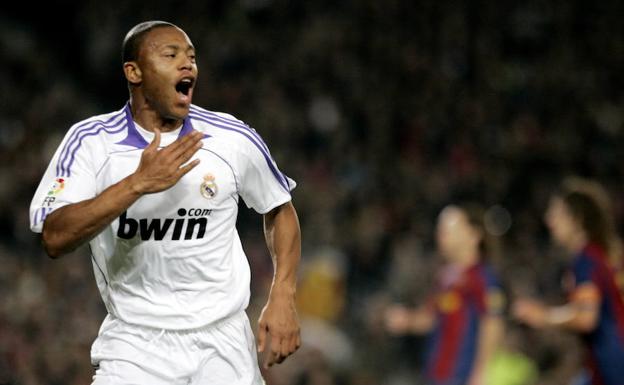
[165,53,176,58]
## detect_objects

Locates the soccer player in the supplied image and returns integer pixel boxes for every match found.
[29,21,301,384]
[513,178,624,385]
[385,204,505,385]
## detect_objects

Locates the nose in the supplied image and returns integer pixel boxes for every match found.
[179,54,194,71]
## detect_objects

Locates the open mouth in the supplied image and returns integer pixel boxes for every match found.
[175,78,194,97]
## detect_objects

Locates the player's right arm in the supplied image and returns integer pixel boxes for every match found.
[384,304,435,335]
[41,129,203,258]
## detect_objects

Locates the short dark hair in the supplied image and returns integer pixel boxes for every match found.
[556,177,617,254]
[455,202,499,262]
[122,21,179,63]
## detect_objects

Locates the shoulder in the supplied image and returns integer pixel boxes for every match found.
[189,104,247,124]
[60,107,128,155]
[573,252,595,270]
[188,104,250,134]
[470,264,500,288]
[571,252,598,283]
[67,107,127,136]
[61,108,128,153]
[54,108,127,177]
[188,104,266,155]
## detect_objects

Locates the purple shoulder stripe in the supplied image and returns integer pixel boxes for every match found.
[62,123,128,177]
[189,112,290,192]
[57,111,125,177]
[189,106,269,153]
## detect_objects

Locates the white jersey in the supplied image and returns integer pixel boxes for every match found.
[30,103,295,330]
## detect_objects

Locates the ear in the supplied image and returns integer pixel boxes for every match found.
[123,61,142,85]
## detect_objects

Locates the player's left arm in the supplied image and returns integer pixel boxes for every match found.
[468,313,504,385]
[468,285,505,385]
[257,201,301,369]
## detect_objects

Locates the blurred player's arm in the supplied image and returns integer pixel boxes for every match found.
[257,201,302,368]
[42,130,202,257]
[512,283,600,332]
[468,313,504,385]
[384,304,435,335]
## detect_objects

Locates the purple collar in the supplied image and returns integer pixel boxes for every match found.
[116,102,194,148]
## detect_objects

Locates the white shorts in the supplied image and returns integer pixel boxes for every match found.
[90,311,264,385]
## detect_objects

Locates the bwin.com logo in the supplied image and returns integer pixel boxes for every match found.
[117,208,213,241]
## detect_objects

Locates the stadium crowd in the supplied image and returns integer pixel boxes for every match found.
[1,1,624,384]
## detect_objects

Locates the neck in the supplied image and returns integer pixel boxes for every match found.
[129,94,182,133]
[565,231,588,254]
[448,248,479,268]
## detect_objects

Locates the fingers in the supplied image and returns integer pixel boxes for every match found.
[263,331,300,368]
[264,341,279,369]
[176,140,203,168]
[146,128,161,152]
[166,130,203,161]
[156,130,202,175]
[290,329,301,355]
[257,302,301,369]
[265,336,282,368]
[175,159,200,179]
[281,336,293,361]
[257,322,267,353]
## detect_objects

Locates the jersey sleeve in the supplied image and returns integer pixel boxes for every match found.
[572,255,595,286]
[472,266,506,317]
[235,131,296,214]
[29,127,97,233]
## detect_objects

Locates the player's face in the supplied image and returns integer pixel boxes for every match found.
[544,197,582,249]
[436,206,476,261]
[137,27,198,120]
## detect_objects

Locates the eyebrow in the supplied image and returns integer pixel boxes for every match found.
[163,44,195,51]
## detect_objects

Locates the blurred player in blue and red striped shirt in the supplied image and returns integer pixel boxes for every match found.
[513,177,624,385]
[385,204,505,385]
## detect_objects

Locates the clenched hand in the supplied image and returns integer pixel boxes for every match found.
[257,290,301,369]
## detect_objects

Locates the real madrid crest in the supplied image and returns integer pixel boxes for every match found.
[200,173,218,199]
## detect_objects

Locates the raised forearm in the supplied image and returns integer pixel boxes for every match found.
[42,175,142,258]
[42,129,203,258]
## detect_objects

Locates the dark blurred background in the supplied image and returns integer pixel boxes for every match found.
[1,1,624,384]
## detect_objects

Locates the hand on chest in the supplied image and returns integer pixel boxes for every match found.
[104,147,237,217]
